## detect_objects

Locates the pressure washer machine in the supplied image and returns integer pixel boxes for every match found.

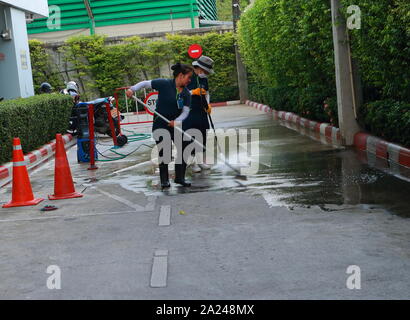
[73,102,98,163]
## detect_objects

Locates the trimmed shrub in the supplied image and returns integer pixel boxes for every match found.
[340,0,410,102]
[239,0,410,138]
[249,84,338,125]
[0,94,72,164]
[359,100,410,148]
[39,32,238,105]
[166,32,239,103]
[29,40,65,94]
[238,0,337,125]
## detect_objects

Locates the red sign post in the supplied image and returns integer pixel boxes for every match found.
[188,44,203,59]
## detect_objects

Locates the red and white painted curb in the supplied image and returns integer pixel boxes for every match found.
[354,133,410,169]
[245,100,410,169]
[245,100,342,145]
[210,100,241,108]
[0,134,75,187]
[245,100,273,114]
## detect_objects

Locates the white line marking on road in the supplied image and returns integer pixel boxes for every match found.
[155,250,168,256]
[159,205,171,226]
[94,187,156,212]
[145,196,157,211]
[0,210,137,223]
[111,160,154,175]
[94,187,146,211]
[150,250,168,288]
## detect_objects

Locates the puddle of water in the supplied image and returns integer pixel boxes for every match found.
[88,116,410,218]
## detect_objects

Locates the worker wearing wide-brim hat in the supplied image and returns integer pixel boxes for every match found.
[183,55,215,173]
[126,63,194,189]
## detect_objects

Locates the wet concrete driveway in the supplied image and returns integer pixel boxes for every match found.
[98,109,410,218]
[0,104,409,299]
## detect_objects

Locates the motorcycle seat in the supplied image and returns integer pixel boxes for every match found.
[85,98,108,106]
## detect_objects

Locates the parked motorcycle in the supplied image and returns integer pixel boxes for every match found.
[63,82,127,146]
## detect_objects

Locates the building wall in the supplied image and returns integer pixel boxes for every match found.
[0,0,48,16]
[0,6,34,99]
[27,0,202,34]
[29,17,198,43]
[40,25,233,99]
[26,0,217,42]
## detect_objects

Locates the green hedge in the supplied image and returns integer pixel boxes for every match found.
[31,32,239,108]
[29,40,65,94]
[339,0,410,147]
[238,0,338,125]
[359,100,410,148]
[340,0,410,103]
[249,85,338,125]
[0,94,72,164]
[239,0,410,144]
[166,33,239,103]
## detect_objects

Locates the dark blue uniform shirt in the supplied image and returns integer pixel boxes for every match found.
[183,74,210,131]
[151,78,191,130]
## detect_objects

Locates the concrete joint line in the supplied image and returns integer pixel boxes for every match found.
[159,205,171,226]
[150,250,168,288]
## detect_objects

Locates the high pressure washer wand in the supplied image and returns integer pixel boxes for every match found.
[131,95,247,180]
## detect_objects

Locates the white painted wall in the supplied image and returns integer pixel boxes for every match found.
[0,6,34,99]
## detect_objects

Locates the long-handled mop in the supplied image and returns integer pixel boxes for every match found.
[131,96,247,180]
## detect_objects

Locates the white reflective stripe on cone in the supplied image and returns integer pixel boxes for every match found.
[13,161,27,167]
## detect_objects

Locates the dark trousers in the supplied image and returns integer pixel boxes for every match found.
[153,126,189,165]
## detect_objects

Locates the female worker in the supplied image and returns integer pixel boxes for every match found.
[183,56,215,173]
[126,63,194,189]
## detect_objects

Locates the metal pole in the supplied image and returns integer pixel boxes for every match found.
[189,0,195,29]
[105,102,118,146]
[84,0,95,35]
[114,91,122,135]
[87,104,98,170]
[170,9,174,33]
[232,0,249,103]
[124,89,130,124]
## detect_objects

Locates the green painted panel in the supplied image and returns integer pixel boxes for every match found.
[27,0,216,34]
[28,12,195,34]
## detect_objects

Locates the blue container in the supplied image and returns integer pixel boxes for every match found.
[77,138,97,163]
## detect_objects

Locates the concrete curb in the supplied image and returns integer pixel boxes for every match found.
[245,100,410,169]
[354,133,410,169]
[210,100,241,107]
[245,100,342,145]
[0,134,75,188]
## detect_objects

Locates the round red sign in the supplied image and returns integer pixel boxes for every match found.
[143,91,158,116]
[188,44,203,59]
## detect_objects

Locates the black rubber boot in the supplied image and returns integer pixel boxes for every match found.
[159,164,170,189]
[174,163,191,187]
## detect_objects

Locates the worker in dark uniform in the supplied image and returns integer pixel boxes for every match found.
[183,56,215,172]
[126,63,194,189]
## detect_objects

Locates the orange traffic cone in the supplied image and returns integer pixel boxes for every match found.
[3,138,44,208]
[48,134,83,200]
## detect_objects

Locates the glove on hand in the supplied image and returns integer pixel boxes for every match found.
[191,88,207,96]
